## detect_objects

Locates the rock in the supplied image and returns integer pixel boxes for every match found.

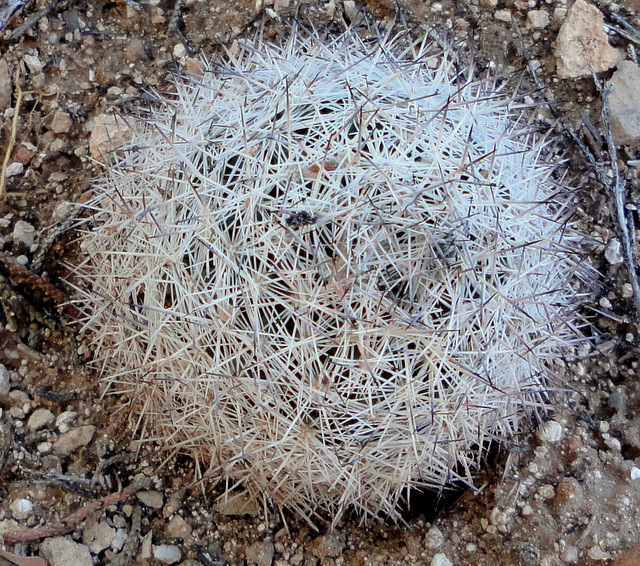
[52,425,96,456]
[10,498,33,520]
[165,515,192,540]
[215,491,260,517]
[12,220,36,248]
[608,61,640,146]
[430,553,454,566]
[537,420,563,443]
[613,541,640,566]
[425,526,445,549]
[554,0,618,79]
[153,544,182,564]
[631,467,640,481]
[245,541,275,566]
[111,528,128,551]
[13,144,36,165]
[527,9,550,29]
[173,43,187,58]
[55,410,77,432]
[6,162,24,177]
[126,39,149,62]
[588,546,611,561]
[50,110,73,134]
[0,364,10,395]
[89,113,132,162]
[136,490,164,509]
[27,408,56,431]
[0,59,11,111]
[83,520,116,553]
[40,537,93,566]
[605,238,624,265]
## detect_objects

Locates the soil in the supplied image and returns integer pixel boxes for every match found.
[0,0,640,565]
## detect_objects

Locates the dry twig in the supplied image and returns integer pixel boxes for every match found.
[0,68,23,198]
[1,477,153,544]
[512,17,640,320]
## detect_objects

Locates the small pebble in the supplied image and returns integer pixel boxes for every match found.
[604,238,624,265]
[6,162,24,177]
[537,420,564,443]
[0,364,10,395]
[27,408,56,431]
[173,43,187,58]
[137,490,164,509]
[430,553,454,566]
[10,498,34,520]
[630,467,640,480]
[12,220,36,248]
[153,544,182,565]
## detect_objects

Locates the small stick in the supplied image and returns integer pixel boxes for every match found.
[512,17,640,319]
[1,477,153,544]
[590,65,640,319]
[0,68,23,198]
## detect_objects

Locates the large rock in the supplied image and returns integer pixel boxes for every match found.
[608,60,640,146]
[554,0,618,78]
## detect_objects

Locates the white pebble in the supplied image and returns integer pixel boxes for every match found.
[430,553,454,566]
[604,238,624,265]
[630,467,640,480]
[537,420,563,443]
[153,544,182,564]
[6,162,24,177]
[10,498,34,520]
[173,43,187,58]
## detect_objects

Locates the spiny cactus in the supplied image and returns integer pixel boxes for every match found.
[76,25,586,525]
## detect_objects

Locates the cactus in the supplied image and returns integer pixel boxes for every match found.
[76,25,586,525]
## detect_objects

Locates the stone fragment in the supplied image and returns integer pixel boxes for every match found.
[136,490,164,509]
[89,113,132,162]
[430,554,454,566]
[56,410,77,432]
[50,110,73,134]
[13,144,36,165]
[554,0,618,78]
[153,544,182,564]
[12,220,36,248]
[165,515,192,540]
[604,238,624,265]
[215,491,260,517]
[0,59,11,111]
[10,498,33,520]
[5,162,24,177]
[245,541,275,566]
[40,537,93,566]
[126,39,149,62]
[52,425,96,456]
[111,528,128,551]
[537,420,563,443]
[425,526,445,549]
[0,364,10,395]
[608,61,640,146]
[527,9,550,29]
[27,408,56,431]
[83,520,116,553]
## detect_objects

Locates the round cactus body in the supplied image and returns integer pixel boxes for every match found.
[78,26,584,524]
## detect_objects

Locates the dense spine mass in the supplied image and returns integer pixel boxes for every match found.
[77,26,585,524]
